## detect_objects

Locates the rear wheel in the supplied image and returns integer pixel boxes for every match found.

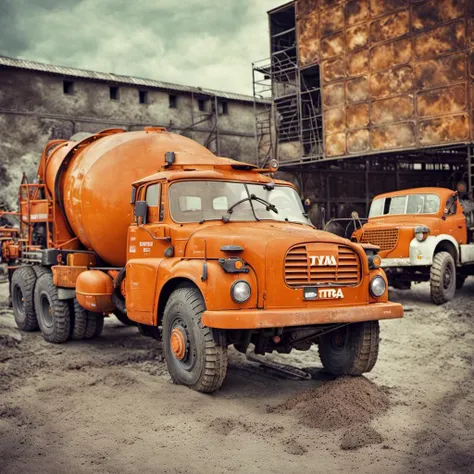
[11,266,39,331]
[34,273,71,344]
[319,321,379,375]
[162,286,228,393]
[430,251,456,305]
[83,313,104,339]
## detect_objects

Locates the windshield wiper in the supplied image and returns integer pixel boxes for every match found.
[222,194,278,223]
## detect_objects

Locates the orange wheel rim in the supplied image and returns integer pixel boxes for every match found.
[170,327,186,360]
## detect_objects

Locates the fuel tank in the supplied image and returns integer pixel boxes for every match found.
[44,128,216,266]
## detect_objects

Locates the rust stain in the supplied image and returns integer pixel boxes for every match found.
[323,82,345,109]
[345,0,369,27]
[370,0,408,18]
[322,57,346,83]
[417,85,466,117]
[320,0,342,8]
[346,76,368,104]
[346,24,369,51]
[370,10,409,44]
[415,21,465,60]
[419,114,470,145]
[325,132,346,156]
[470,18,474,45]
[415,53,466,89]
[321,32,345,59]
[371,38,412,71]
[347,49,369,76]
[324,107,346,132]
[320,5,344,37]
[347,129,370,153]
[346,103,369,128]
[470,50,474,79]
[370,66,414,99]
[371,122,416,150]
[297,1,320,68]
[412,0,465,32]
[371,95,414,125]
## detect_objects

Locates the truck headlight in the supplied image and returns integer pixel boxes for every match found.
[370,276,386,297]
[414,225,429,242]
[231,280,251,303]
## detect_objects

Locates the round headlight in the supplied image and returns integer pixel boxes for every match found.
[370,275,386,297]
[415,232,424,242]
[231,280,251,303]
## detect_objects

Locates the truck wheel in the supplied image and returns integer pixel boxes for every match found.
[83,313,105,339]
[162,286,228,393]
[11,266,39,331]
[34,273,71,344]
[430,251,456,304]
[319,321,379,375]
[114,309,136,326]
[71,298,92,340]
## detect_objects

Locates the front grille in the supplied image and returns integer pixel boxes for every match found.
[360,228,399,252]
[285,245,360,287]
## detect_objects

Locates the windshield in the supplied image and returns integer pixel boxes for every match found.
[369,194,441,217]
[168,181,311,225]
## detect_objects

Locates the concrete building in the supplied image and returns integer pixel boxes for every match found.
[0,56,267,210]
[253,0,474,224]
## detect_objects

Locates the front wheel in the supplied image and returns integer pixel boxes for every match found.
[11,266,39,331]
[162,286,228,393]
[430,251,456,305]
[319,321,379,375]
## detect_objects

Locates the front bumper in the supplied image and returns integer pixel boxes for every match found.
[381,257,411,267]
[202,302,403,329]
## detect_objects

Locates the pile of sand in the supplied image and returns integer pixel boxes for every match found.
[271,376,390,431]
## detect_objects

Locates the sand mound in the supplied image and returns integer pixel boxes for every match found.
[340,424,383,450]
[271,376,390,431]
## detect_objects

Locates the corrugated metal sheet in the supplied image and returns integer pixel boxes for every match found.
[0,55,266,104]
[296,0,474,159]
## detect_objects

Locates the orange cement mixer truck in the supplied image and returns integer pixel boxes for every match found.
[1,127,403,392]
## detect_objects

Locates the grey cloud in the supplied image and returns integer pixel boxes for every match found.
[0,0,283,94]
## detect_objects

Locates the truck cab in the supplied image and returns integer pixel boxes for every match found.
[103,156,403,391]
[352,187,473,304]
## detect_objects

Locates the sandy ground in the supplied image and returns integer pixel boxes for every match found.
[1,279,473,474]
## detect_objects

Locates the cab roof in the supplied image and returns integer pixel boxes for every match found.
[374,187,455,201]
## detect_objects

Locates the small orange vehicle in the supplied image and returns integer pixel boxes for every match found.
[352,187,474,304]
[2,128,403,392]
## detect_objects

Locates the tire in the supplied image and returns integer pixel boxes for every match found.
[11,266,39,331]
[162,286,228,393]
[430,251,456,305]
[114,309,136,326]
[456,275,466,290]
[83,313,104,339]
[34,273,71,344]
[319,321,379,376]
[71,298,91,340]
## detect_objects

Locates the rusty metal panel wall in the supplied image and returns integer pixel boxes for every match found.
[296,0,474,159]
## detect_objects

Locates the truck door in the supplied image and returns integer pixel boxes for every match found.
[444,194,467,245]
[126,181,169,323]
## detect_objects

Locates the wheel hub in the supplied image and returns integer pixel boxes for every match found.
[170,327,187,360]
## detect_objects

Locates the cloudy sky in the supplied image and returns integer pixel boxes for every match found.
[0,0,284,95]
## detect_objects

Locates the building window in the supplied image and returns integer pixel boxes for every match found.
[110,86,119,101]
[198,99,206,112]
[63,80,74,95]
[139,90,148,104]
[220,101,228,115]
[169,94,177,108]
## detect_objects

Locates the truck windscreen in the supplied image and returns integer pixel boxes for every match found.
[369,194,441,217]
[169,181,311,225]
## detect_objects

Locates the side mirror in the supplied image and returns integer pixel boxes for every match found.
[134,200,148,224]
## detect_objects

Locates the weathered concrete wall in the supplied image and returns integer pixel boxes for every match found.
[0,67,262,210]
[296,0,474,159]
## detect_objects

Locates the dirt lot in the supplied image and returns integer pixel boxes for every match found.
[1,279,473,474]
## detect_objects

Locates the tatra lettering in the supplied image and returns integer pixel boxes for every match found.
[309,255,337,266]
